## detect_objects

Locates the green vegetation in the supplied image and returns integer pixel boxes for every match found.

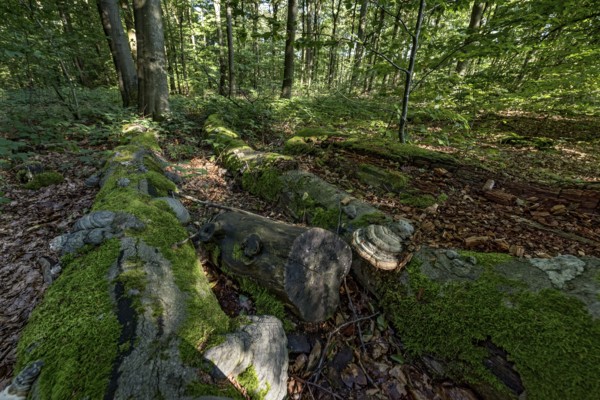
[381,255,600,399]
[237,365,270,400]
[238,277,292,332]
[16,240,122,399]
[23,171,64,190]
[356,163,410,191]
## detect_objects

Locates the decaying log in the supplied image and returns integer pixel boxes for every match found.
[199,211,353,322]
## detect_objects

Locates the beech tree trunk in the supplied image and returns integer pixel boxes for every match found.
[213,0,227,96]
[225,0,236,97]
[398,0,425,143]
[199,212,352,322]
[456,2,486,76]
[350,0,368,90]
[97,0,138,107]
[134,0,170,120]
[281,0,298,99]
[119,0,137,60]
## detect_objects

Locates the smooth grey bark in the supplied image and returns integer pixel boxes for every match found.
[213,0,227,96]
[97,0,138,107]
[456,2,486,76]
[119,0,137,60]
[304,0,313,87]
[398,0,425,143]
[225,0,236,97]
[281,0,298,98]
[134,0,170,120]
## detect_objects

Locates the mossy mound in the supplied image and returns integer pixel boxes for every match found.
[283,127,345,155]
[23,171,64,190]
[499,133,555,150]
[380,248,600,400]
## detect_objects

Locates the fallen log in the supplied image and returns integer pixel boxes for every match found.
[199,211,352,322]
[6,125,288,400]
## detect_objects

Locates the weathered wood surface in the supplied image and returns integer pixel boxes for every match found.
[199,211,352,322]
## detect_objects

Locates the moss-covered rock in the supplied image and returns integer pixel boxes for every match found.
[380,248,600,400]
[356,163,410,192]
[23,171,64,190]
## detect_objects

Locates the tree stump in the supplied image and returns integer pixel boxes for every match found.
[199,212,352,322]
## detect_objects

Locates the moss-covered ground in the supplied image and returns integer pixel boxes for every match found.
[23,171,64,190]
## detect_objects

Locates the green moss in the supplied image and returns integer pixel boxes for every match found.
[283,136,322,155]
[16,240,122,399]
[338,137,457,167]
[145,170,177,195]
[241,167,283,202]
[23,171,64,189]
[356,163,410,191]
[296,127,340,138]
[185,380,243,399]
[92,150,232,367]
[380,256,600,399]
[129,131,161,152]
[457,250,513,268]
[238,278,289,327]
[310,207,340,230]
[352,210,389,227]
[398,192,437,208]
[237,365,270,400]
[117,263,147,312]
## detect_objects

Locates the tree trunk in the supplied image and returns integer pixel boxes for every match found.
[304,0,313,88]
[199,212,352,322]
[327,0,342,88]
[134,0,170,120]
[97,0,138,107]
[213,0,227,96]
[398,0,425,143]
[281,0,298,99]
[456,2,486,76]
[119,0,137,60]
[225,0,236,97]
[350,0,368,90]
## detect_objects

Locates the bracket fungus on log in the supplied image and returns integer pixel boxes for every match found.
[351,222,414,271]
[199,211,352,322]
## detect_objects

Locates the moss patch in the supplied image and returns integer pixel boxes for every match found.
[380,256,600,399]
[356,163,410,191]
[185,380,243,399]
[16,240,122,399]
[23,171,64,189]
[241,167,283,202]
[238,278,292,331]
[237,365,270,400]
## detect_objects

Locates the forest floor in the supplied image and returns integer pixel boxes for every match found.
[1,96,599,397]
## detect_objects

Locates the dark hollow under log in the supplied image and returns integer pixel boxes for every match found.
[199,211,352,322]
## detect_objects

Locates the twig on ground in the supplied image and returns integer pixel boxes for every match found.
[294,376,343,400]
[177,193,264,217]
[344,278,367,355]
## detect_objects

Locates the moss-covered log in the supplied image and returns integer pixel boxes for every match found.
[6,125,288,400]
[199,211,352,322]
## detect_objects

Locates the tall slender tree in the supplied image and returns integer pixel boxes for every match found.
[281,0,298,98]
[456,2,487,76]
[96,0,137,107]
[225,0,236,97]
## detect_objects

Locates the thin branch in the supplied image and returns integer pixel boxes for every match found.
[345,35,409,75]
[369,0,413,38]
[176,193,264,217]
[293,376,343,400]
